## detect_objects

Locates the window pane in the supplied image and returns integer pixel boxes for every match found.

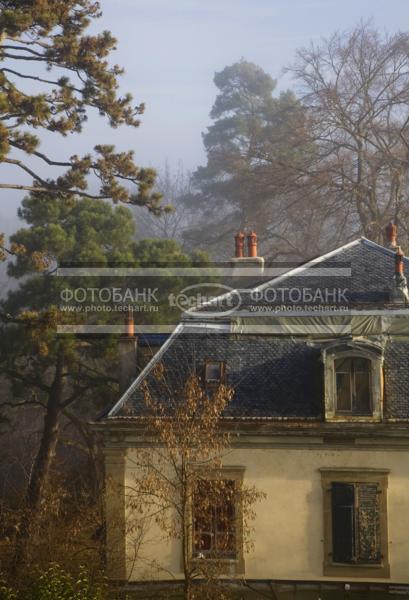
[355,371,371,414]
[336,372,351,411]
[332,483,355,563]
[194,510,213,533]
[353,358,369,372]
[335,357,352,373]
[335,357,372,414]
[195,533,212,552]
[206,362,222,381]
[216,532,236,555]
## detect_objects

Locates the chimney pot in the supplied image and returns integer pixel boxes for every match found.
[119,312,137,393]
[392,246,409,304]
[386,221,398,249]
[234,231,245,258]
[247,231,258,258]
[396,246,405,275]
[231,229,264,275]
[125,311,135,337]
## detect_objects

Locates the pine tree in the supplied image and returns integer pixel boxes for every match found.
[0,0,162,210]
[0,192,207,572]
[184,60,314,260]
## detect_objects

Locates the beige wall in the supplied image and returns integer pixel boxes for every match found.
[122,443,409,584]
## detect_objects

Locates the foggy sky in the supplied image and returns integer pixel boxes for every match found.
[1,0,409,232]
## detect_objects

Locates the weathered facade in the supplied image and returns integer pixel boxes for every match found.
[98,231,409,597]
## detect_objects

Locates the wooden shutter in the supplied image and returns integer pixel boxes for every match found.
[356,483,381,563]
[332,482,355,563]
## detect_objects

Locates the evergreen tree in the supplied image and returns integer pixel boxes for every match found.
[185,60,311,259]
[0,0,162,209]
[0,192,207,571]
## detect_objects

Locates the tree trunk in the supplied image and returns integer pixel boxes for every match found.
[181,463,193,600]
[13,350,65,571]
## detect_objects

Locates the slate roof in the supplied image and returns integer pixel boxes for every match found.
[107,238,409,421]
[191,238,409,314]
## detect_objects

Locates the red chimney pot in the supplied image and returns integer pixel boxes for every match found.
[247,231,258,258]
[396,246,405,276]
[125,312,135,337]
[386,221,398,247]
[234,231,245,258]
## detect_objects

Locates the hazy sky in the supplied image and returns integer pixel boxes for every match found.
[100,0,409,170]
[2,0,409,231]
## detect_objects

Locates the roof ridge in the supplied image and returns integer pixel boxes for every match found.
[251,238,362,294]
[361,237,409,259]
[186,239,367,317]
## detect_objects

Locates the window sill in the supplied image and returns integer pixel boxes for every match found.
[325,414,381,423]
[324,562,390,578]
[190,556,244,576]
[192,556,238,562]
[331,561,383,568]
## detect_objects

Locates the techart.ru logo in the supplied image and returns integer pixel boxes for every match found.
[168,283,241,317]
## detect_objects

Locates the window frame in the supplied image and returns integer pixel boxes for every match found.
[188,467,245,576]
[323,343,383,422]
[320,468,389,578]
[192,479,237,560]
[204,360,226,385]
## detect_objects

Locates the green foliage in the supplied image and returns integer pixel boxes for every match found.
[0,566,119,600]
[0,580,17,600]
[1,191,211,407]
[0,0,161,209]
[184,59,310,258]
[24,565,106,600]
[9,193,136,280]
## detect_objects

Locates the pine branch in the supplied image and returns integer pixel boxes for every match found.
[1,67,83,94]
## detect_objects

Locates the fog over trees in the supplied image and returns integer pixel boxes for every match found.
[152,24,409,261]
[1,5,409,598]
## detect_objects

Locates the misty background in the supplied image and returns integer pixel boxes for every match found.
[1,0,409,246]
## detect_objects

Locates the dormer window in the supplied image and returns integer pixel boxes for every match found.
[335,357,371,415]
[323,343,383,422]
[205,361,225,384]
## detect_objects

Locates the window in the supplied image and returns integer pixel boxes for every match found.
[332,482,380,563]
[193,479,236,559]
[321,469,389,578]
[189,467,245,575]
[205,361,225,384]
[322,342,383,421]
[335,357,371,414]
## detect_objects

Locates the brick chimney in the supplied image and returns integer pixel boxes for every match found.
[392,246,409,304]
[386,221,398,250]
[231,229,264,275]
[118,311,138,394]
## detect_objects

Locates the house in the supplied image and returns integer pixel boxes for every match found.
[97,225,409,598]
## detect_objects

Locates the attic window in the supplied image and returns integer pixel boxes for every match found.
[323,343,383,422]
[205,361,225,384]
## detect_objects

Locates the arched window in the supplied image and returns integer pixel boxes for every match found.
[322,342,383,421]
[335,357,371,415]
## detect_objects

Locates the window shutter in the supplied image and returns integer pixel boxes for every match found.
[357,483,381,563]
[332,482,355,563]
